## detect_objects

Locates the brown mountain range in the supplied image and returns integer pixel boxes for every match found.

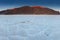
[0,6,60,15]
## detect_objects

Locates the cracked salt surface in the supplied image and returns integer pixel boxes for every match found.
[0,15,60,40]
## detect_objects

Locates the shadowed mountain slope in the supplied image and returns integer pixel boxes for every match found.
[0,6,60,15]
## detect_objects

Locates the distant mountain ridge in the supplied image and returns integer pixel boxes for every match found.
[0,6,60,15]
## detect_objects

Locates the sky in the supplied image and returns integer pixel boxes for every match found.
[0,0,60,11]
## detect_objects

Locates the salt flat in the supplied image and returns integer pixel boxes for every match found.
[0,15,60,40]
